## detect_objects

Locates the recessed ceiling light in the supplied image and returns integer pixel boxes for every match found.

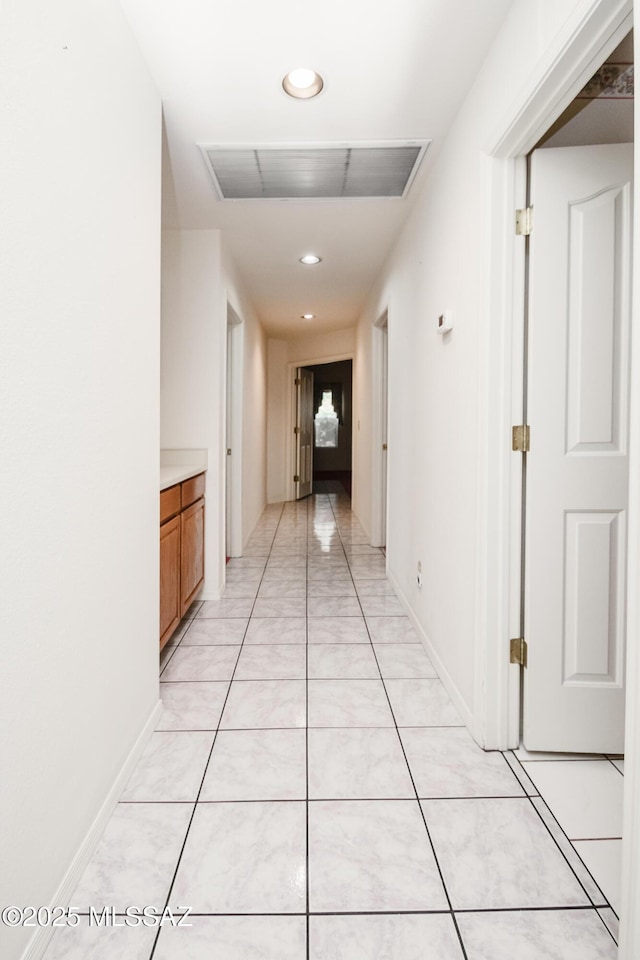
[283,68,324,100]
[299,254,321,265]
[301,314,315,320]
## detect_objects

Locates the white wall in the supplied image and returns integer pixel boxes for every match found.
[223,250,268,546]
[540,97,633,147]
[0,3,161,958]
[352,319,374,535]
[352,0,619,723]
[288,327,356,363]
[267,328,356,503]
[161,230,226,595]
[267,339,289,503]
[161,233,267,584]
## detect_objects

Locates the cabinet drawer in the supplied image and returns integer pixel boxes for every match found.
[182,472,206,509]
[160,484,181,524]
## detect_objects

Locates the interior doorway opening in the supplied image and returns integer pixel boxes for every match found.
[492,24,634,927]
[302,359,353,499]
[517,28,633,755]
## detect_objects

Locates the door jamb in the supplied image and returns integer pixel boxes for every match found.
[371,310,389,548]
[476,1,638,953]
[226,304,243,558]
[285,353,354,503]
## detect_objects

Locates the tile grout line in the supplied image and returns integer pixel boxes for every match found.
[147,491,617,954]
[148,502,286,959]
[331,494,616,947]
[72,903,617,919]
[505,751,618,940]
[325,489,471,960]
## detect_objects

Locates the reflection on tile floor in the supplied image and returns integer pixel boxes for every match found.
[47,485,621,959]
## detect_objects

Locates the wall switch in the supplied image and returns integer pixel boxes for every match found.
[437,310,453,334]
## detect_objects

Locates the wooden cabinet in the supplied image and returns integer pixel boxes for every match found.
[180,498,205,617]
[159,473,205,650]
[160,515,181,645]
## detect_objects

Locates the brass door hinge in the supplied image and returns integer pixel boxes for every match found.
[510,637,528,668]
[515,206,533,236]
[512,425,530,453]
[294,377,301,386]
[293,474,300,483]
[294,426,300,434]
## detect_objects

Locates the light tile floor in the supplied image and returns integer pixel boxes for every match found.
[44,485,621,959]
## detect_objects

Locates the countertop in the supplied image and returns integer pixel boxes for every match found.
[160,465,206,491]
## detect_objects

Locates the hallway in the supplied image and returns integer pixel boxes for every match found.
[41,486,619,959]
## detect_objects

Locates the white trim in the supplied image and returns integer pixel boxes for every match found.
[487,2,633,157]
[388,570,473,732]
[370,311,388,548]
[285,365,296,504]
[225,304,244,559]
[285,353,354,503]
[619,50,640,949]
[473,154,527,749]
[20,699,163,960]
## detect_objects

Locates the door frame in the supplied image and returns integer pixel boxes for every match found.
[476,0,638,951]
[285,352,354,503]
[371,310,389,548]
[294,367,314,500]
[226,303,243,558]
[477,0,633,751]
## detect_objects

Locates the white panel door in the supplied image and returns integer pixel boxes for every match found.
[296,367,314,499]
[524,144,633,753]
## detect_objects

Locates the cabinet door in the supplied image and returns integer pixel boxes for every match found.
[181,497,205,616]
[160,515,181,649]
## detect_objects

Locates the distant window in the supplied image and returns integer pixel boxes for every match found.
[314,389,339,448]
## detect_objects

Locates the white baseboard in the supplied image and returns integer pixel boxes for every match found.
[351,504,371,545]
[21,699,163,960]
[386,570,474,733]
[196,586,221,601]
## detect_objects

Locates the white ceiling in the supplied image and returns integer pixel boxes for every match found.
[121,0,514,339]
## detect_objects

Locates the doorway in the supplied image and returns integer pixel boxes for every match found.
[478,15,635,940]
[477,12,634,745]
[302,359,353,498]
[518,29,633,754]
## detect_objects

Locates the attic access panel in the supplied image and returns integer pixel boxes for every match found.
[198,141,430,200]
